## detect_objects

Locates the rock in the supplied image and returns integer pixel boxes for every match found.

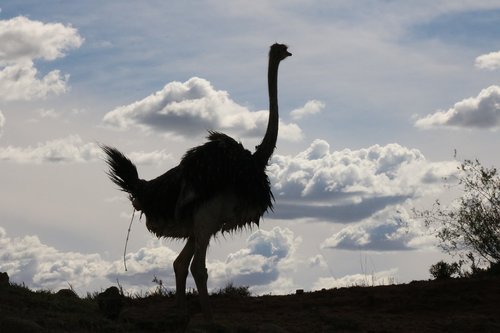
[97,286,123,319]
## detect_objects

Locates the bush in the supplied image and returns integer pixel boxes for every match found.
[416,159,500,267]
[464,258,500,278]
[429,261,460,280]
[213,282,251,297]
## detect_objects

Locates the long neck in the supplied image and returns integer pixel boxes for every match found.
[254,56,280,166]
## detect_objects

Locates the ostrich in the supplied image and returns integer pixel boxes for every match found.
[102,43,291,321]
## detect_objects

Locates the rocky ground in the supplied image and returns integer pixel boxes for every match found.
[0,272,499,332]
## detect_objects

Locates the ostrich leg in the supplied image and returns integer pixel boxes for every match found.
[190,236,213,321]
[173,237,195,313]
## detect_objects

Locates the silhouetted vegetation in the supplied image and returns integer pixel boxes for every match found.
[429,256,500,281]
[212,282,251,297]
[417,159,500,270]
[429,260,460,279]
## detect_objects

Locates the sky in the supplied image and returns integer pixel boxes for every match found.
[0,1,499,296]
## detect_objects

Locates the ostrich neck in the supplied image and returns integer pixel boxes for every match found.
[254,57,280,165]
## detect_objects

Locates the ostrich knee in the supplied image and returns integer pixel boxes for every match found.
[190,256,213,321]
[190,261,208,284]
[173,256,190,282]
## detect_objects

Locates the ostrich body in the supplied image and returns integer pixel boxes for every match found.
[102,43,291,321]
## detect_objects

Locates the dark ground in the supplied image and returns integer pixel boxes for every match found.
[1,275,499,332]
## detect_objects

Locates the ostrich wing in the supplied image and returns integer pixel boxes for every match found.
[138,131,274,236]
[178,132,274,222]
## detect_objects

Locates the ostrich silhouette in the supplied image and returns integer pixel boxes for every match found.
[102,43,291,321]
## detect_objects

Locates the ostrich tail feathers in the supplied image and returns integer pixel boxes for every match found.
[101,145,140,196]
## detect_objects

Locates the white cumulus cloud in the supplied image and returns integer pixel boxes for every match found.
[103,77,303,141]
[475,50,500,70]
[290,100,325,120]
[0,63,69,100]
[312,268,398,290]
[0,16,83,64]
[308,254,328,269]
[0,227,107,291]
[0,135,101,163]
[414,85,500,130]
[0,226,302,295]
[209,227,301,288]
[106,239,179,289]
[0,16,83,101]
[0,136,171,165]
[0,227,178,294]
[321,206,435,252]
[269,139,457,222]
[110,227,302,293]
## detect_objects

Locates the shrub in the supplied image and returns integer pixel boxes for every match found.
[429,260,460,280]
[213,282,251,297]
[416,159,500,268]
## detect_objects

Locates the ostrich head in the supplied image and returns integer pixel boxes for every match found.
[270,43,292,61]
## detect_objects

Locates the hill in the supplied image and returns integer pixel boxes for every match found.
[1,273,499,332]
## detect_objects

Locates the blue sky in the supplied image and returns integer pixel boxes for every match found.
[1,1,499,295]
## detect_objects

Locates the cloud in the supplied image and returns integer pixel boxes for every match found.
[312,268,398,290]
[321,206,435,252]
[0,135,101,163]
[475,51,500,70]
[0,227,107,291]
[0,136,171,165]
[37,108,60,119]
[0,110,4,137]
[209,227,301,288]
[0,63,69,100]
[106,239,179,288]
[0,226,181,294]
[308,254,328,269]
[414,85,500,130]
[103,77,303,141]
[290,100,325,120]
[269,140,457,222]
[0,226,302,295]
[0,16,83,101]
[128,150,173,166]
[0,227,176,293]
[0,16,83,64]
[28,107,88,123]
[107,226,302,293]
